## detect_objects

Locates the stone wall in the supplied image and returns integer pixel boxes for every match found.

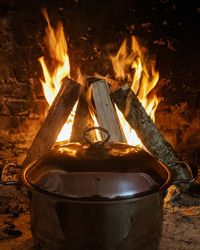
[0,1,46,132]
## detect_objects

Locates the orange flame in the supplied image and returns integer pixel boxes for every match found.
[110,36,159,145]
[39,10,159,146]
[39,9,77,142]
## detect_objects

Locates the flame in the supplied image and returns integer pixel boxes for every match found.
[39,10,159,146]
[110,36,159,145]
[39,9,77,142]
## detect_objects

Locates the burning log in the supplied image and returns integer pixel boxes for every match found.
[111,83,190,187]
[23,77,80,166]
[90,78,126,143]
[70,86,95,143]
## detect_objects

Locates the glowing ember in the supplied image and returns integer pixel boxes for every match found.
[39,9,77,142]
[110,36,159,145]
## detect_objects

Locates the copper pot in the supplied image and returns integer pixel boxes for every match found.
[0,127,196,250]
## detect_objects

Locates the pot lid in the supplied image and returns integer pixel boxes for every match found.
[21,127,172,201]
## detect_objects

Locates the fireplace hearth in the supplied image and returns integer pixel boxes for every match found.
[0,0,199,249]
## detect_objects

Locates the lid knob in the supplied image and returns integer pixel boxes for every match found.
[82,127,111,147]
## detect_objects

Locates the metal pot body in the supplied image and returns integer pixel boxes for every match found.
[0,128,196,250]
[30,191,164,250]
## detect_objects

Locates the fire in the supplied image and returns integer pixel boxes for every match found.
[39,10,159,146]
[39,9,77,142]
[110,36,159,145]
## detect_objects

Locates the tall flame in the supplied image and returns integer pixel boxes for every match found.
[39,10,159,146]
[39,9,77,142]
[110,36,159,145]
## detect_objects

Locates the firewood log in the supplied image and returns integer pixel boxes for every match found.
[111,83,190,187]
[23,77,80,166]
[90,78,126,143]
[70,86,95,143]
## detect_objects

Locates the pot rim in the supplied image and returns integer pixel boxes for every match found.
[19,160,173,202]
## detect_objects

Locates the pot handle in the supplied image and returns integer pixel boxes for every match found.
[83,126,111,147]
[169,161,198,184]
[0,163,20,186]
